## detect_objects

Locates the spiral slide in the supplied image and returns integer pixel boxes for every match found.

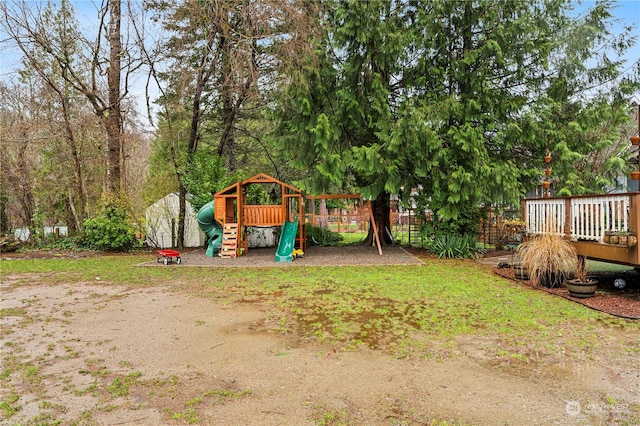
[196,201,224,257]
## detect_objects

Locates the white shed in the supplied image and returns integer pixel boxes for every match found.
[145,193,205,248]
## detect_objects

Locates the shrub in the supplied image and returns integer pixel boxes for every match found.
[306,224,343,246]
[516,233,577,288]
[427,233,482,259]
[80,202,138,251]
[38,236,78,250]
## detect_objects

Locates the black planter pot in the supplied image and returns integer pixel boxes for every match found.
[566,279,597,298]
[539,271,564,288]
[513,263,529,280]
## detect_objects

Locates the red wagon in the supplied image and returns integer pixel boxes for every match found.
[156,249,181,265]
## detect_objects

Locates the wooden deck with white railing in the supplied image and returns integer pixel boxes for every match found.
[522,193,640,266]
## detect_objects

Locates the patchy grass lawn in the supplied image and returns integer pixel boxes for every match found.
[2,253,640,425]
[3,253,632,354]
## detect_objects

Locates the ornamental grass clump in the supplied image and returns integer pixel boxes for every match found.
[516,232,577,288]
[427,233,482,259]
[572,257,589,282]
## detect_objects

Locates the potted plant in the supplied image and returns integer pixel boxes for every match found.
[512,262,529,280]
[618,231,629,246]
[565,256,597,298]
[617,231,637,247]
[606,230,619,244]
[603,230,637,246]
[516,232,577,288]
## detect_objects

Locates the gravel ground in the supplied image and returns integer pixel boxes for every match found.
[145,245,425,267]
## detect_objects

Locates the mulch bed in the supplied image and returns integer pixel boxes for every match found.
[407,248,640,320]
[491,259,640,320]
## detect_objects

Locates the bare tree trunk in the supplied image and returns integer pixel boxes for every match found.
[176,28,218,249]
[0,203,7,236]
[17,131,36,239]
[59,92,85,231]
[0,189,7,235]
[216,37,257,173]
[318,199,328,229]
[66,193,78,235]
[2,0,139,232]
[364,193,393,247]
[220,91,238,172]
[106,0,122,195]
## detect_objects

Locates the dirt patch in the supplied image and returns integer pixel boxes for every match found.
[2,274,640,425]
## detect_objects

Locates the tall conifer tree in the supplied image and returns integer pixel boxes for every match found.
[278,0,639,237]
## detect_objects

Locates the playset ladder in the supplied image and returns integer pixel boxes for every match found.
[220,223,239,258]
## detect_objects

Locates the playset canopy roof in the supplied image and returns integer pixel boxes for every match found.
[214,173,304,196]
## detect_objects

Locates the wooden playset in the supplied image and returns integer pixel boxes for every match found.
[213,173,306,257]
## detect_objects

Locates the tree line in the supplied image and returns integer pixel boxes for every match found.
[1,0,638,248]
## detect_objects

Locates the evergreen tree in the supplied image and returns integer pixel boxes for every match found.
[277,0,639,238]
[524,0,640,196]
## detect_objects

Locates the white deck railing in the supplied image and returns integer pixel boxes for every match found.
[524,198,566,235]
[570,196,629,241]
[524,195,630,241]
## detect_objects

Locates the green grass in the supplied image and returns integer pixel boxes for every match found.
[309,405,351,425]
[0,391,20,418]
[337,232,366,244]
[107,371,142,397]
[588,260,634,273]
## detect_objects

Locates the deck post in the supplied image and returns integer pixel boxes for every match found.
[631,194,640,265]
[520,199,526,241]
[564,198,572,240]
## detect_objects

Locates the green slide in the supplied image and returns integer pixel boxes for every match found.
[196,201,224,257]
[275,220,298,262]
